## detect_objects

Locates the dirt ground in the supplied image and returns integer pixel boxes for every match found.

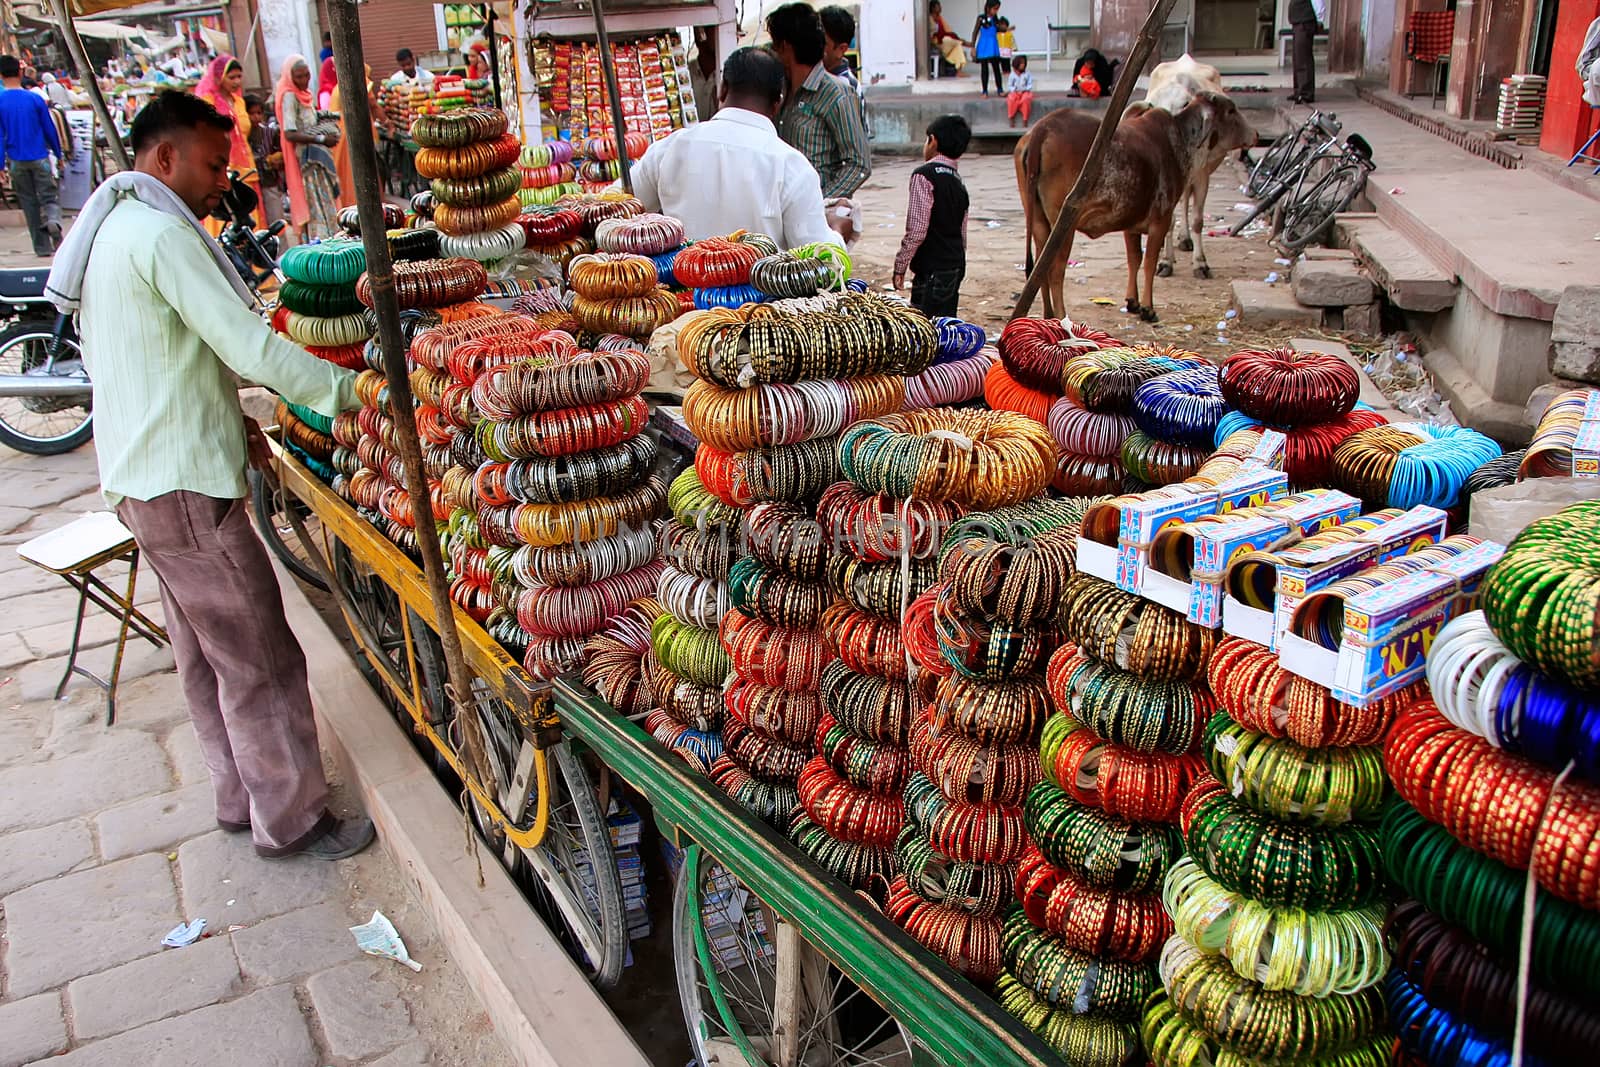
[846,150,1347,353]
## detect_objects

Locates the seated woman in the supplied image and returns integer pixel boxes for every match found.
[929,1,968,76]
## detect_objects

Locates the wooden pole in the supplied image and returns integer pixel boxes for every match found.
[48,0,130,173]
[589,0,633,192]
[325,0,491,786]
[1008,0,1179,320]
[483,3,503,110]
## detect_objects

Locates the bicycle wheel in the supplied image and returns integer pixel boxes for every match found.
[0,324,92,455]
[673,844,917,1066]
[1277,161,1368,253]
[249,469,329,591]
[1245,128,1303,198]
[330,539,411,691]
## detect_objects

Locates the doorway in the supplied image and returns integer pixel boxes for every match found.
[1193,0,1279,52]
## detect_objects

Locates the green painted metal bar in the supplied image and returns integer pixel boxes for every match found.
[552,678,1060,1067]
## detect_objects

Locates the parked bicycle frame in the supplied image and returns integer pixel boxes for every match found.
[1232,109,1377,254]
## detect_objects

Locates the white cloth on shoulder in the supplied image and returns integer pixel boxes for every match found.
[46,171,255,314]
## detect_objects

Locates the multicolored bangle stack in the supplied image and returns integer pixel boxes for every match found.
[887,498,1080,998]
[1329,421,1502,512]
[276,240,379,371]
[1519,387,1600,480]
[413,109,528,264]
[1379,506,1600,1064]
[1139,618,1403,1066]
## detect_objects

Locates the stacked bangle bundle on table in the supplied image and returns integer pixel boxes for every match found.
[989,317,1122,427]
[643,466,741,775]
[1381,501,1600,1063]
[413,108,528,265]
[904,316,994,410]
[675,296,938,832]
[824,410,1055,981]
[677,230,778,312]
[1212,347,1388,489]
[577,131,650,190]
[518,139,580,206]
[1519,386,1599,480]
[275,240,373,372]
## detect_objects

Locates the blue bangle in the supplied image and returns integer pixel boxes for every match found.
[693,284,768,310]
[1132,365,1226,448]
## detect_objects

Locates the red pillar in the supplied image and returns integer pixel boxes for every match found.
[1540,0,1600,158]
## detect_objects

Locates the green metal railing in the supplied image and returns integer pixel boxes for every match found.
[553,678,1060,1067]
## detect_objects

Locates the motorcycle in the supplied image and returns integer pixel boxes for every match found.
[0,175,285,456]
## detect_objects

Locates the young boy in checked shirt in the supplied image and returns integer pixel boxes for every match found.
[894,115,970,317]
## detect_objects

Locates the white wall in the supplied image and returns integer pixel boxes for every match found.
[257,0,319,79]
[1362,0,1394,78]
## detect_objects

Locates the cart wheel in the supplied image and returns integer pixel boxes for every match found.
[673,844,916,1067]
[249,469,329,592]
[329,539,410,698]
[518,741,629,989]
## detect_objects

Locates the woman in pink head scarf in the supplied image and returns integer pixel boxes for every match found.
[317,55,338,110]
[275,54,339,241]
[194,54,259,233]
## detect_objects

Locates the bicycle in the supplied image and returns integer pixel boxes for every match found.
[1232,117,1376,254]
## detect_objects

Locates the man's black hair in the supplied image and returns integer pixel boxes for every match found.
[766,3,826,66]
[130,90,234,155]
[396,48,414,63]
[322,31,332,43]
[0,56,19,80]
[722,46,786,106]
[819,6,855,48]
[927,114,971,158]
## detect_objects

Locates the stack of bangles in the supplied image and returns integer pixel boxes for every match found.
[748,244,852,299]
[941,525,1081,628]
[884,873,1004,982]
[667,467,741,529]
[1155,937,1389,1063]
[709,755,800,829]
[789,812,897,889]
[1330,422,1503,509]
[475,474,666,548]
[1012,845,1169,960]
[507,526,656,588]
[1132,366,1227,448]
[820,659,916,743]
[911,711,1040,807]
[1046,646,1211,755]
[726,679,821,746]
[681,375,905,451]
[1003,907,1157,1018]
[933,586,1051,680]
[1163,855,1388,996]
[726,555,832,627]
[1001,974,1141,1067]
[1386,701,1600,907]
[1023,782,1181,891]
[1041,713,1204,823]
[820,602,909,679]
[656,565,730,631]
[905,347,993,409]
[1140,989,1389,1067]
[983,361,1055,424]
[1062,347,1201,411]
[516,205,583,244]
[356,257,488,310]
[277,278,363,317]
[437,223,527,262]
[1057,574,1215,682]
[1520,387,1596,478]
[930,673,1051,747]
[472,347,651,418]
[1206,636,1423,748]
[1201,713,1386,824]
[1182,775,1386,910]
[797,754,904,847]
[904,771,1029,865]
[1426,610,1600,784]
[722,610,831,691]
[649,614,731,687]
[473,394,648,461]
[1218,347,1360,423]
[723,716,811,782]
[817,482,961,562]
[579,596,659,718]
[826,554,940,622]
[932,317,987,362]
[409,314,541,372]
[695,438,841,505]
[1382,798,1600,997]
[512,560,662,637]
[673,234,767,288]
[594,212,684,255]
[1118,430,1204,485]
[1478,501,1600,690]
[652,667,726,733]
[1212,406,1389,487]
[838,409,1057,508]
[432,191,521,235]
[995,317,1122,393]
[742,501,829,580]
[896,819,1015,916]
[1385,898,1600,1056]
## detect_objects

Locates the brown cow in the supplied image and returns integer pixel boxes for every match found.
[1015,92,1252,322]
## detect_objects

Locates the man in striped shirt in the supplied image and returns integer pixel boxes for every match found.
[766,3,871,203]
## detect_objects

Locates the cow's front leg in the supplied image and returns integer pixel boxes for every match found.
[1123,232,1145,315]
[1139,220,1170,322]
[1190,178,1212,278]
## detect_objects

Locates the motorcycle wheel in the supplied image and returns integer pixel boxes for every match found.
[0,322,93,456]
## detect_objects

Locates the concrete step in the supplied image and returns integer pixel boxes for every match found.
[1230,279,1323,326]
[1421,347,1535,444]
[1332,214,1457,313]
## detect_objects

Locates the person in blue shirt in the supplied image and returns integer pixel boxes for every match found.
[0,54,63,256]
[319,32,334,63]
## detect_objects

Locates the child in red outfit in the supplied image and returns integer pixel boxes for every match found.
[1006,54,1034,127]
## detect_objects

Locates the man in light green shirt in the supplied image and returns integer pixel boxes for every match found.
[74,91,372,861]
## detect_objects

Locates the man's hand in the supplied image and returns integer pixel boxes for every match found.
[243,416,273,473]
[892,272,905,290]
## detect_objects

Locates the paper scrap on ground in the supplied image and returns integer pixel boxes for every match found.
[162,919,206,947]
[351,910,423,972]
[1090,297,1116,306]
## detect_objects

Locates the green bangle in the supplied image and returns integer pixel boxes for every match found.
[995,970,1141,1067]
[1023,781,1182,893]
[1202,714,1388,826]
[1141,989,1391,1067]
[649,614,730,688]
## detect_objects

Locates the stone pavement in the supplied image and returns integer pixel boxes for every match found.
[0,444,509,1066]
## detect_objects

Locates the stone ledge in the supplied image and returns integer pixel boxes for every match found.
[1421,347,1535,445]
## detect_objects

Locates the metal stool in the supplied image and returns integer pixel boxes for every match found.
[17,512,168,725]
[1569,121,1600,175]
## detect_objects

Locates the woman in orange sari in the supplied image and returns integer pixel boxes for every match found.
[194,54,259,233]
[329,63,385,209]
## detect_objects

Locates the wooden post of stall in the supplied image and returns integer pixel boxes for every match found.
[1009,0,1179,320]
[482,3,503,111]
[589,0,634,192]
[325,0,492,786]
[48,0,131,173]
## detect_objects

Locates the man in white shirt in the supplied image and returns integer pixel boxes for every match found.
[386,48,436,90]
[629,46,839,250]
